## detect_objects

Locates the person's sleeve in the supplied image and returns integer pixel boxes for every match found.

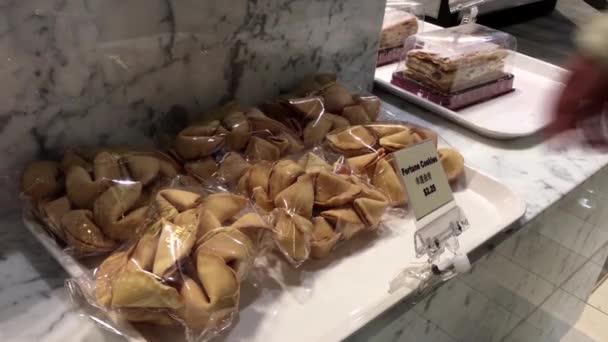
[577,12,608,69]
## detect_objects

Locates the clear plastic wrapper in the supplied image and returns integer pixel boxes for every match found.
[323,122,465,207]
[176,74,383,185]
[232,148,393,267]
[20,147,181,257]
[449,0,486,13]
[377,1,425,66]
[67,183,272,341]
[391,24,517,110]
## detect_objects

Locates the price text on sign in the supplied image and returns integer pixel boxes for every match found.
[392,140,454,220]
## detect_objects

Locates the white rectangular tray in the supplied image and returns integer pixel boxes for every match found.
[23,166,525,342]
[374,22,567,139]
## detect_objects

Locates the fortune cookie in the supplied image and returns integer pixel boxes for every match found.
[322,83,354,113]
[314,171,361,207]
[93,182,145,241]
[21,161,61,200]
[273,209,313,263]
[346,149,385,175]
[218,153,250,184]
[110,270,183,308]
[327,126,376,156]
[268,160,305,198]
[342,105,371,125]
[175,121,226,160]
[244,136,281,161]
[222,111,251,151]
[372,158,407,207]
[438,148,465,182]
[379,128,418,151]
[125,155,160,186]
[61,210,117,254]
[354,95,381,121]
[297,152,332,174]
[303,115,333,147]
[186,157,218,181]
[321,207,366,240]
[310,217,341,259]
[288,97,325,120]
[65,165,111,209]
[152,219,197,277]
[274,173,314,219]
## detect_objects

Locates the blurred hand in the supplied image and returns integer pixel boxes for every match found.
[550,54,608,136]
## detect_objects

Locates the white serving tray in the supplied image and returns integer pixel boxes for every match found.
[23,165,525,342]
[374,22,567,139]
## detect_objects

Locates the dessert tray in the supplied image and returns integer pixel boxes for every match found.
[375,22,567,140]
[23,163,525,342]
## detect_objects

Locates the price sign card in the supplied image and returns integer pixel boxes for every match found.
[392,140,454,221]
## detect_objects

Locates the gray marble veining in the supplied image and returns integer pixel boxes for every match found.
[0,0,386,211]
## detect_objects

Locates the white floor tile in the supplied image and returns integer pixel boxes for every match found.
[558,188,606,225]
[414,280,523,342]
[347,309,456,342]
[563,258,607,306]
[496,227,588,286]
[536,214,608,259]
[461,252,556,317]
[526,289,608,342]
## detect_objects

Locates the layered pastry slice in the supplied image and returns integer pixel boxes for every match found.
[379,10,419,51]
[403,44,510,93]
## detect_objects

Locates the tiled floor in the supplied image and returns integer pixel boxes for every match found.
[350,165,608,341]
[347,2,608,341]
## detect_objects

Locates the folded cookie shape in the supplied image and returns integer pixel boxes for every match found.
[237,161,272,195]
[321,83,354,113]
[314,171,361,207]
[21,161,61,200]
[372,157,407,207]
[297,152,333,174]
[438,148,465,182]
[321,207,366,240]
[346,148,385,175]
[273,209,313,263]
[353,197,388,228]
[61,209,117,254]
[39,196,71,240]
[310,216,341,259]
[342,105,371,125]
[110,270,183,309]
[365,123,408,138]
[379,128,418,151]
[93,182,147,241]
[303,115,334,147]
[125,155,160,186]
[195,227,255,280]
[93,151,123,181]
[327,126,377,156]
[244,136,281,161]
[197,193,248,237]
[274,173,314,219]
[268,160,305,198]
[65,165,112,209]
[354,95,381,121]
[185,157,218,182]
[246,108,293,135]
[218,153,251,185]
[325,113,351,130]
[222,111,251,151]
[153,219,198,277]
[287,97,325,120]
[175,121,226,160]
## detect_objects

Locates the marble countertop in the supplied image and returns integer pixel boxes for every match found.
[3,91,608,341]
